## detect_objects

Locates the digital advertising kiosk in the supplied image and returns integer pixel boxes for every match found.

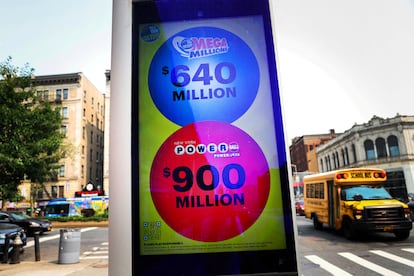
[110,0,299,275]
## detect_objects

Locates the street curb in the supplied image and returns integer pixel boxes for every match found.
[51,221,108,228]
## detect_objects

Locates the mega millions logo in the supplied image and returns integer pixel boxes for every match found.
[172,36,229,59]
[148,26,260,126]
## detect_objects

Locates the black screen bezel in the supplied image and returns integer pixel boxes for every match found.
[131,0,298,275]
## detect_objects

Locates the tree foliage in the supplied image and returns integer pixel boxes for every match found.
[0,57,65,203]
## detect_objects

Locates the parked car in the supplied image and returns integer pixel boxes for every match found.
[0,211,52,236]
[295,200,305,216]
[0,223,27,257]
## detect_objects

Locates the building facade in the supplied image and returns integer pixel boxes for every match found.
[316,114,414,198]
[289,129,339,173]
[19,73,106,204]
[103,70,111,195]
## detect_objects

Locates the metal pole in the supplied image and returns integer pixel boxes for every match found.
[34,232,40,261]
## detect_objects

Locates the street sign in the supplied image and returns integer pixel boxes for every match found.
[131,0,298,274]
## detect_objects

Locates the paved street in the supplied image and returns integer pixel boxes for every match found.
[1,220,414,275]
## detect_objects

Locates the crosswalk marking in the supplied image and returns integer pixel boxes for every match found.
[370,250,414,268]
[338,252,401,276]
[305,248,414,275]
[80,242,109,260]
[305,255,352,276]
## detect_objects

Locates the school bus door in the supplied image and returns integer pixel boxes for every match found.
[327,180,335,229]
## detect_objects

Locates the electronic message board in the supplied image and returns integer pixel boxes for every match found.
[131,0,298,274]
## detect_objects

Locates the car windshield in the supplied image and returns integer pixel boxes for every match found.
[9,212,28,220]
[342,185,393,200]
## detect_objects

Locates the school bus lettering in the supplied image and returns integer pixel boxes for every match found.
[303,168,412,240]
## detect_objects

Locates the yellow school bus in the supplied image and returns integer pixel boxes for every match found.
[303,168,412,240]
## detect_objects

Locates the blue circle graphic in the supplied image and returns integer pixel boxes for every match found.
[148,26,260,126]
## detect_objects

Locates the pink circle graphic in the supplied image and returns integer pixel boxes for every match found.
[150,121,270,242]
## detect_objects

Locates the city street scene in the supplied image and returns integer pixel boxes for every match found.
[1,0,414,275]
[1,218,414,275]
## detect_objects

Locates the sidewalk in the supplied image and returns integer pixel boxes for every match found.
[0,222,109,276]
[0,258,108,276]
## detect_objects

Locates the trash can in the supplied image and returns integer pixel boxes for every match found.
[58,228,81,264]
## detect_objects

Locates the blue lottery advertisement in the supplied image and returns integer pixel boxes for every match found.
[132,0,298,275]
[147,26,260,125]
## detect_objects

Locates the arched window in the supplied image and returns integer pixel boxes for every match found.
[375,137,387,158]
[335,152,340,168]
[345,147,350,165]
[327,156,332,171]
[320,159,324,172]
[364,139,375,160]
[351,144,357,163]
[388,135,400,157]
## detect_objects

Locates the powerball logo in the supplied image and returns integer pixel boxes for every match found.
[172,36,229,59]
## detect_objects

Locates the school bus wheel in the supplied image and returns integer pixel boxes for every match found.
[342,218,356,240]
[312,214,323,230]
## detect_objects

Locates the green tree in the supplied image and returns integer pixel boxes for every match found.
[0,57,65,207]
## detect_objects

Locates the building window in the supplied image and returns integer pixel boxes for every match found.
[345,147,349,165]
[351,144,357,163]
[90,131,93,143]
[63,88,69,99]
[388,135,400,157]
[82,127,86,139]
[90,149,93,161]
[335,152,340,168]
[82,145,85,155]
[364,139,375,160]
[375,137,387,158]
[332,153,337,169]
[83,108,86,117]
[52,186,58,198]
[83,90,87,102]
[62,107,68,118]
[61,125,67,136]
[44,90,49,101]
[60,165,65,177]
[58,186,64,197]
[81,165,84,178]
[56,89,62,100]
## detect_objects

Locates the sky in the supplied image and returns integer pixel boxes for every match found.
[1,0,414,142]
[0,0,112,92]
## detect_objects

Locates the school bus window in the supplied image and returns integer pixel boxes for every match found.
[317,183,324,199]
[306,183,324,199]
